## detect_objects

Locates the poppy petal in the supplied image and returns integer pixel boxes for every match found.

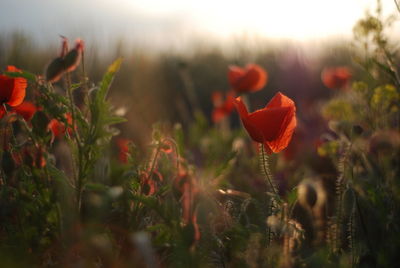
[234,97,264,142]
[235,92,296,153]
[12,101,38,121]
[228,66,245,86]
[265,91,295,110]
[228,64,268,93]
[6,66,21,72]
[0,75,14,103]
[265,106,296,153]
[7,76,27,106]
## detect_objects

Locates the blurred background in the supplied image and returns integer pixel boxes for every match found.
[0,0,399,146]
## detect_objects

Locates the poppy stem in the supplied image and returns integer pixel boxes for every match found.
[260,143,279,197]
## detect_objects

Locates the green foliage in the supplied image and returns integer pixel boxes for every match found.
[0,1,399,267]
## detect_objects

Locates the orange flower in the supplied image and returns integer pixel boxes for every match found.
[321,66,351,89]
[0,66,27,107]
[211,90,235,123]
[228,64,268,93]
[48,113,73,139]
[234,92,296,153]
[116,138,131,164]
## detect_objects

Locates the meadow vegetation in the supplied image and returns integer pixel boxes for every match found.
[0,2,399,267]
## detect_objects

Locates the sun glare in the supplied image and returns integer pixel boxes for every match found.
[123,0,395,40]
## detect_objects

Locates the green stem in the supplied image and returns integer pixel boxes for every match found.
[65,72,84,213]
[260,143,279,197]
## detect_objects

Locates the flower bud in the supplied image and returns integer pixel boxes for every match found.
[45,57,65,83]
[63,39,84,72]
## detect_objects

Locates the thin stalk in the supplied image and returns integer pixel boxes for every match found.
[260,143,278,197]
[65,72,84,213]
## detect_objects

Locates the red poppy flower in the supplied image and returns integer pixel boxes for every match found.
[0,66,27,107]
[321,67,351,89]
[116,138,131,164]
[211,90,236,123]
[11,101,39,121]
[234,92,296,153]
[48,113,73,140]
[228,64,268,93]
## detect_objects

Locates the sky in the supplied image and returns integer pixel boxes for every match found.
[0,0,398,51]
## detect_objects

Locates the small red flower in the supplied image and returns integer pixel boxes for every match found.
[228,64,268,93]
[0,66,27,107]
[211,90,235,123]
[234,92,296,153]
[11,101,39,121]
[116,138,131,164]
[12,145,46,168]
[321,66,351,89]
[48,113,73,140]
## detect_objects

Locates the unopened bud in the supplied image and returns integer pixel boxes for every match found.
[64,39,84,72]
[45,57,65,83]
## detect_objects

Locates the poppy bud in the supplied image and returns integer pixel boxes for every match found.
[63,39,84,72]
[45,57,66,83]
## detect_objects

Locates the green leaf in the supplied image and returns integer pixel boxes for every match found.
[98,58,123,100]
[287,187,298,207]
[4,70,36,82]
[85,183,109,193]
[214,150,237,178]
[70,83,82,92]
[104,115,127,125]
[47,164,69,184]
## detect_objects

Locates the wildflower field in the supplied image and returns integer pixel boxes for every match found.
[0,2,399,268]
